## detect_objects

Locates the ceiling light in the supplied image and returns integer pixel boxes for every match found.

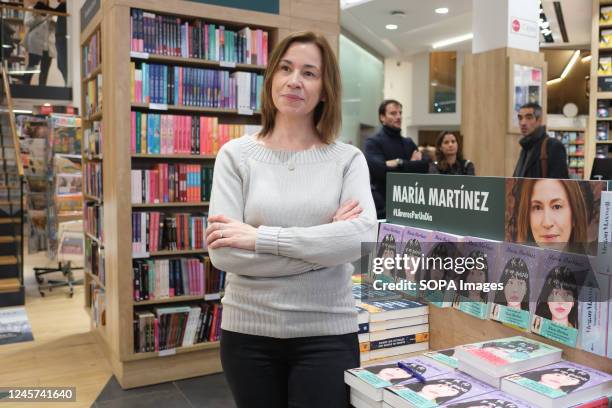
[547,77,562,85]
[560,50,580,79]
[435,7,449,14]
[2,44,11,49]
[540,22,549,29]
[385,24,398,30]
[8,69,40,75]
[432,33,473,49]
[13,109,33,114]
[43,103,51,107]
[581,55,592,63]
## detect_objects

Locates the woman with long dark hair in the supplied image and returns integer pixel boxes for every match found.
[535,266,580,329]
[429,131,475,175]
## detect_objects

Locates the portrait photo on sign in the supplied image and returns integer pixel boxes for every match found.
[504,178,605,254]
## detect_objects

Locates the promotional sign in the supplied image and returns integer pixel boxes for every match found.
[386,173,506,240]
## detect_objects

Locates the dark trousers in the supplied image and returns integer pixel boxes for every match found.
[24,51,52,85]
[221,329,359,408]
[56,38,68,85]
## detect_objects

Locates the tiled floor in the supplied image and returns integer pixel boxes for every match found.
[92,373,236,408]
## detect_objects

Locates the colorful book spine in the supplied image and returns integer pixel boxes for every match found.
[130,165,212,204]
[84,162,103,198]
[130,9,268,65]
[83,121,103,157]
[83,30,101,77]
[131,211,208,254]
[84,203,104,241]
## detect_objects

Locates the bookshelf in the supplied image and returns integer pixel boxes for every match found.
[588,0,612,176]
[79,0,283,389]
[547,127,586,179]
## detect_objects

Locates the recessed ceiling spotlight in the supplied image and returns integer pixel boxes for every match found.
[385,24,399,30]
[435,7,449,14]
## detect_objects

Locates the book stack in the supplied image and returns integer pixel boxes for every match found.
[133,301,222,353]
[84,203,103,241]
[131,212,208,255]
[85,239,105,286]
[131,63,263,111]
[84,161,102,198]
[130,165,212,204]
[345,356,452,408]
[133,257,206,301]
[130,9,268,66]
[130,113,245,155]
[83,121,103,158]
[358,299,429,362]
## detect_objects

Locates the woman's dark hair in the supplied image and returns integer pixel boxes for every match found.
[535,266,579,329]
[402,238,422,281]
[520,367,590,394]
[493,257,530,311]
[424,243,452,281]
[435,131,465,172]
[376,234,397,279]
[446,399,521,408]
[458,249,489,302]
[481,340,540,354]
[404,378,472,405]
[364,363,418,385]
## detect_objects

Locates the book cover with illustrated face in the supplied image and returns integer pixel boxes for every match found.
[454,237,500,320]
[399,226,433,297]
[374,223,404,284]
[457,336,561,367]
[422,231,463,307]
[348,356,453,389]
[504,361,612,399]
[386,371,495,408]
[490,243,542,330]
[531,250,592,347]
[441,391,531,408]
[424,348,459,369]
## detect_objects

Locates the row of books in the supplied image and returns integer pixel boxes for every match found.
[130,9,268,66]
[133,301,222,353]
[569,168,585,180]
[84,74,102,117]
[130,165,213,204]
[373,219,612,354]
[346,336,611,408]
[132,256,223,301]
[83,30,101,77]
[596,123,610,142]
[83,162,103,199]
[85,239,105,287]
[354,284,429,363]
[597,100,611,118]
[131,211,207,254]
[84,203,103,241]
[596,145,611,158]
[131,63,263,111]
[90,284,106,328]
[84,121,103,157]
[130,113,247,155]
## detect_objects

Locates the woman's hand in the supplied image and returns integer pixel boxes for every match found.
[206,215,257,251]
[332,200,362,222]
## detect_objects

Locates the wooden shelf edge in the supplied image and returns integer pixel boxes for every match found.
[130,102,261,116]
[83,193,103,203]
[85,270,105,289]
[84,231,104,247]
[133,249,208,258]
[133,294,206,306]
[84,111,103,121]
[132,154,216,160]
[130,52,266,71]
[126,341,220,361]
[132,201,210,208]
[82,65,102,83]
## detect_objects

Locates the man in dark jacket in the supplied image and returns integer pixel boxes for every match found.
[364,99,429,218]
[512,103,569,179]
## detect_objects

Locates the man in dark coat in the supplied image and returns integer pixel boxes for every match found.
[513,103,569,179]
[364,99,429,219]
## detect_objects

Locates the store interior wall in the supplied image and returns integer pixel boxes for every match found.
[69,0,85,110]
[339,34,384,148]
[544,49,590,115]
[383,51,465,143]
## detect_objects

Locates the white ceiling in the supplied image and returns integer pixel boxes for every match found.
[340,0,591,58]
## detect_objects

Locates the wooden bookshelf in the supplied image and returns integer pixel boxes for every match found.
[132,153,216,160]
[588,0,612,175]
[130,102,261,116]
[129,52,266,72]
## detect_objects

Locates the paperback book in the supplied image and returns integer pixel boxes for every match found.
[383,371,495,408]
[398,226,433,298]
[422,231,463,308]
[373,223,404,284]
[490,243,542,331]
[453,237,500,320]
[424,348,459,369]
[440,391,531,408]
[501,361,612,408]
